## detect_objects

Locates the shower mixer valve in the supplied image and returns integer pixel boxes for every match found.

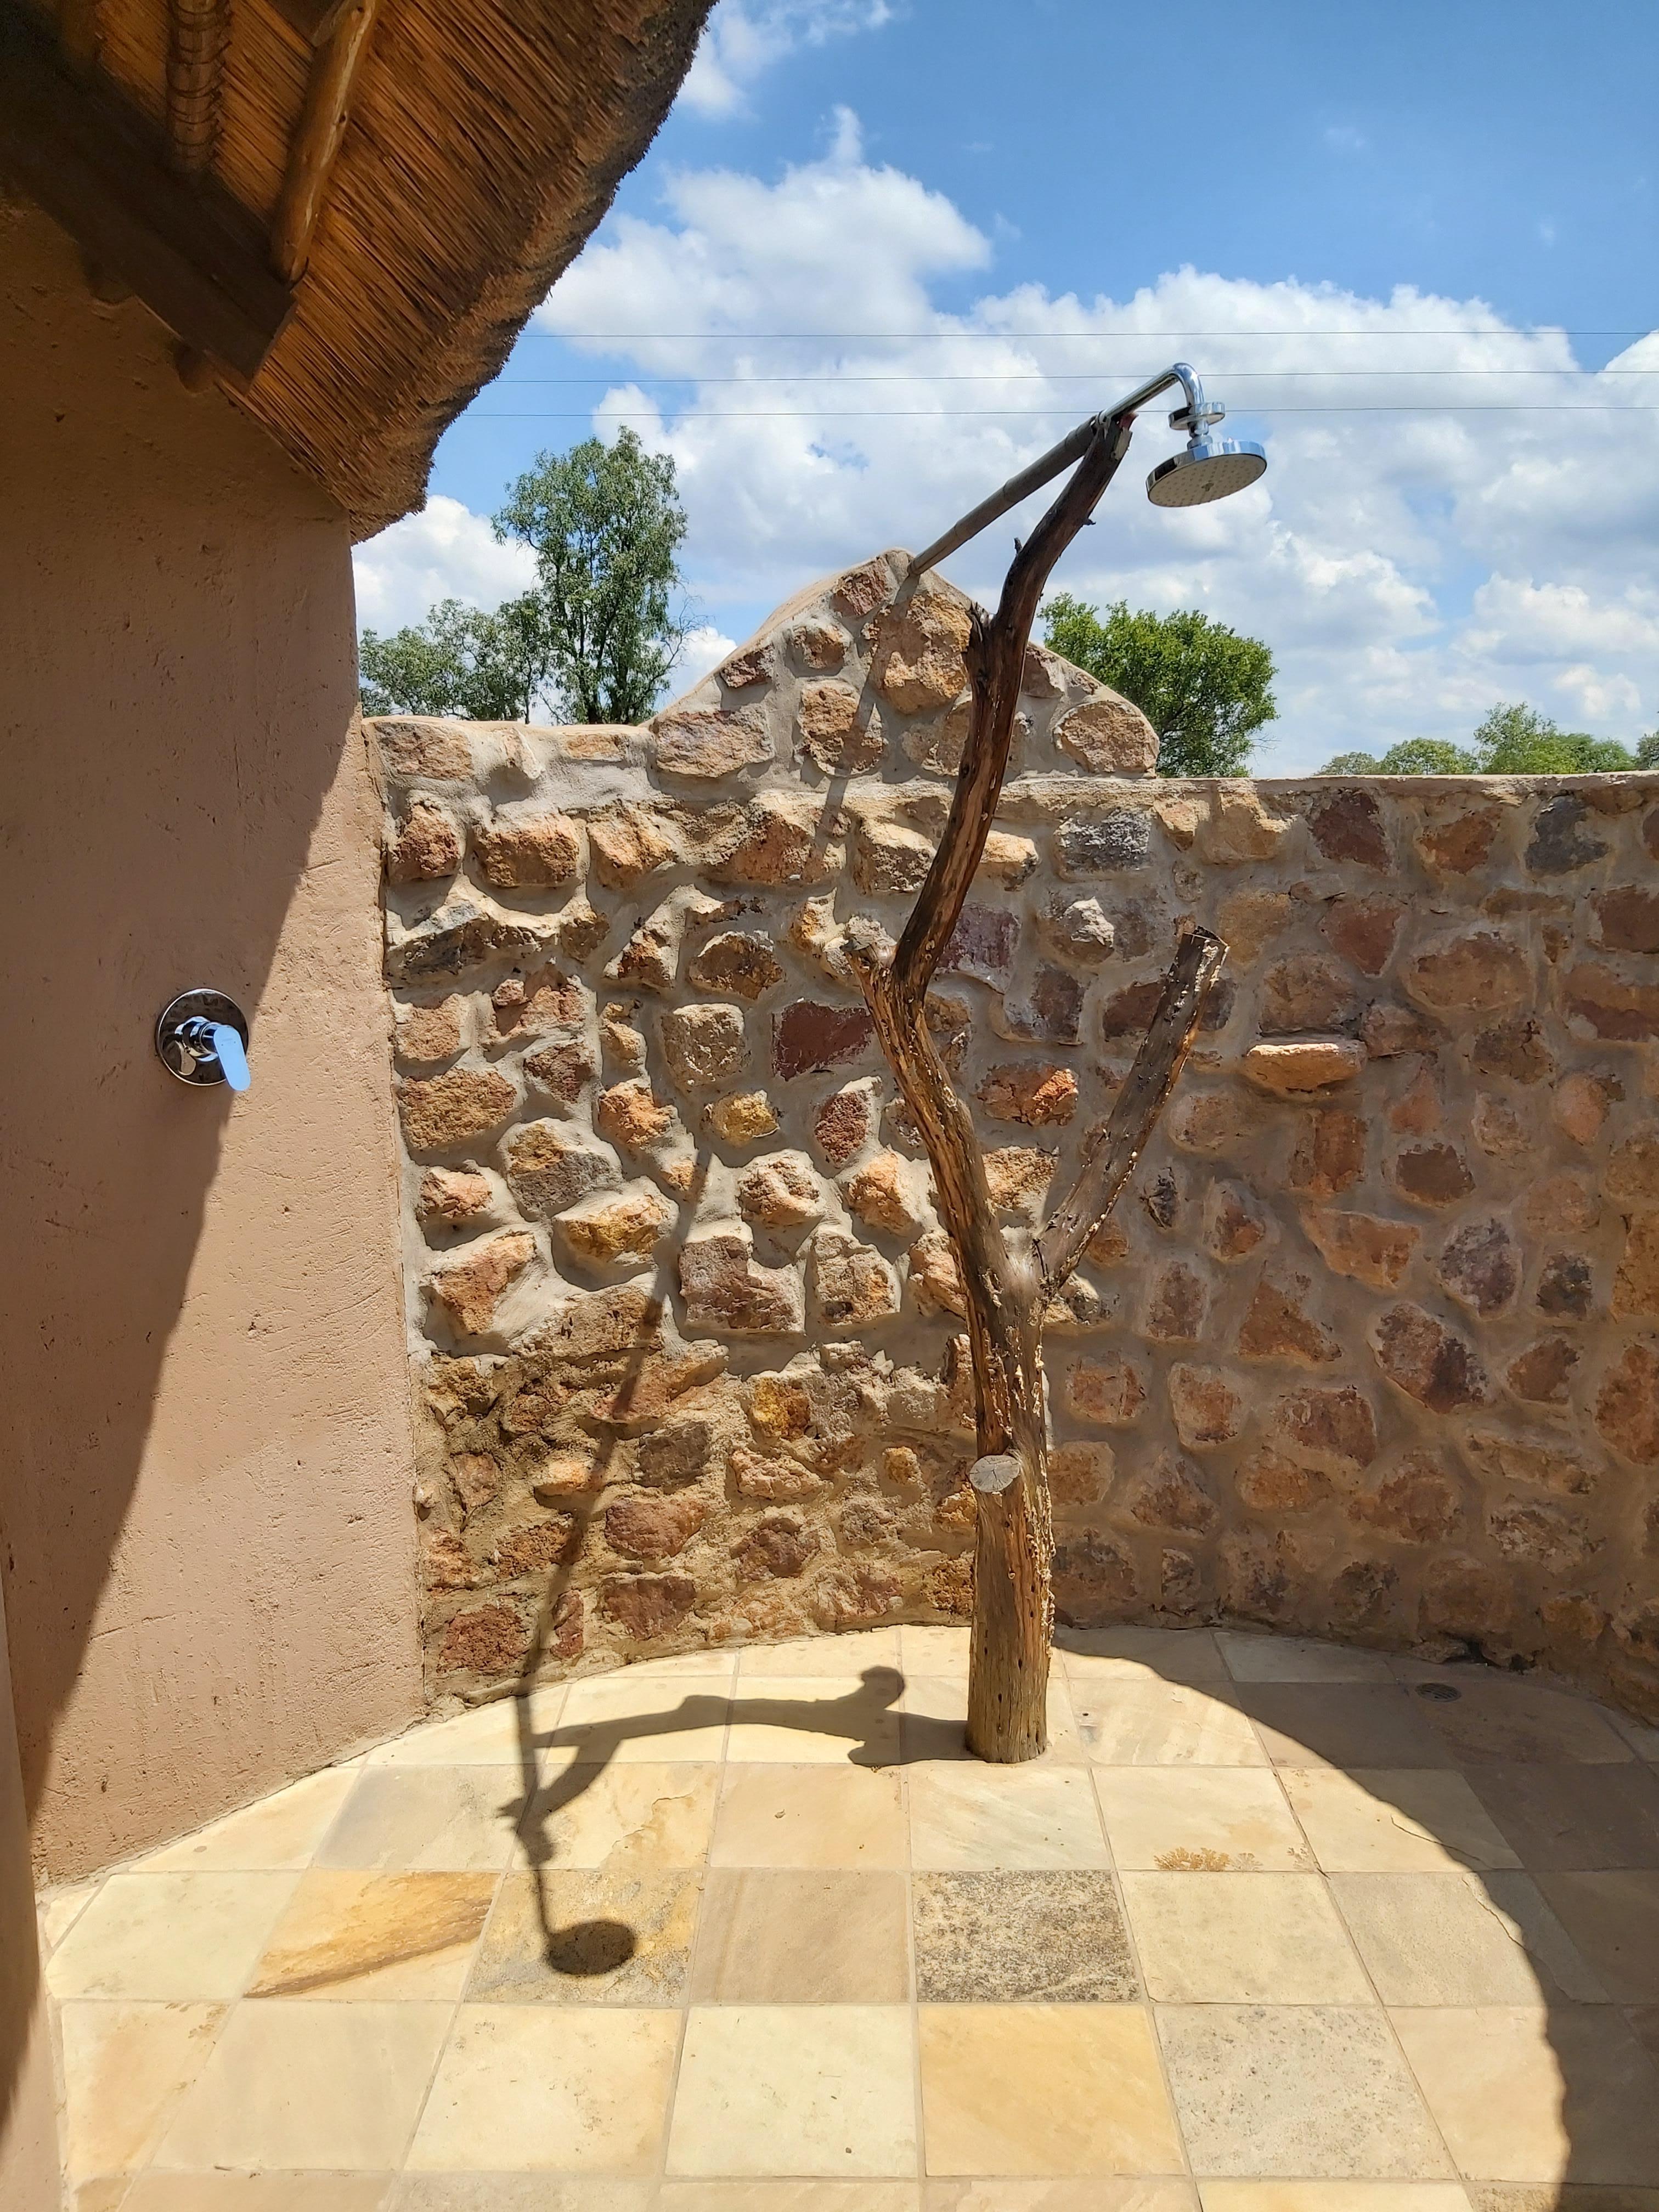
[155,990,251,1091]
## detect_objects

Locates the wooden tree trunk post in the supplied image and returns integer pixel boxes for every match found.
[845,419,1228,1762]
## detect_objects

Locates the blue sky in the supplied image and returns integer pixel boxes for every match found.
[356,0,1659,771]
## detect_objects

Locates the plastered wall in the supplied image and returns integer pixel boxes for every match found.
[0,204,422,1891]
[375,551,1659,1725]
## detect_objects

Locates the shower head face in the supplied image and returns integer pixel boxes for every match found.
[1147,435,1268,509]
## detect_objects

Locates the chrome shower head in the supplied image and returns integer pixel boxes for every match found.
[1147,433,1268,507]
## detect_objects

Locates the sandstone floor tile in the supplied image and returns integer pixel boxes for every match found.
[627,1649,740,1679]
[1280,1767,1521,1874]
[392,2181,650,2211]
[738,1628,902,1676]
[40,1880,98,1951]
[1465,1760,1659,1870]
[712,1761,906,1869]
[556,1677,731,1763]
[467,1867,698,2004]
[919,2003,1182,2176]
[1122,1872,1371,2003]
[1056,1627,1227,1687]
[1096,1768,1313,1872]
[1606,1706,1659,1761]
[155,2000,451,2172]
[1328,1871,1594,2005]
[408,2006,680,2172]
[902,1626,972,1677]
[1420,1680,1634,1767]
[667,2004,917,2177]
[725,1676,904,1765]
[662,2183,918,2209]
[1534,1870,1659,2000]
[518,1761,718,1870]
[368,1688,563,1768]
[1199,2190,1471,2212]
[69,2181,131,2212]
[1391,2003,1659,2183]
[314,1768,523,1872]
[125,2180,394,2209]
[912,1870,1137,2002]
[247,1872,495,2000]
[1217,1633,1395,1684]
[927,2186,1197,2212]
[1158,2004,1451,2179]
[48,1872,300,2000]
[1237,1686,1454,1772]
[61,2000,226,2179]
[692,1867,909,2001]
[904,1674,1084,1766]
[138,1769,360,1871]
[1071,1680,1266,1767]
[910,1761,1109,1871]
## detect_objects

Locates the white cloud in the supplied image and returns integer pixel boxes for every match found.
[675,622,739,691]
[352,495,535,634]
[522,125,1659,768]
[681,1,892,119]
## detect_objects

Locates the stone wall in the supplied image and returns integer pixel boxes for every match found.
[374,548,1659,1722]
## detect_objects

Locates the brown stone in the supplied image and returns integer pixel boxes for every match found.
[1537,1252,1595,1320]
[797,680,881,774]
[853,817,935,898]
[978,1064,1077,1126]
[1101,979,1165,1042]
[426,1232,535,1339]
[600,1572,696,1641]
[449,1451,501,1513]
[386,797,462,884]
[398,1065,517,1155]
[788,619,847,672]
[653,707,772,778]
[636,1422,712,1487]
[417,1166,493,1235]
[492,1514,580,1577]
[772,1000,875,1081]
[503,1121,617,1217]
[662,1002,748,1092]
[679,1233,804,1336]
[1324,896,1405,977]
[1122,1449,1217,1534]
[1288,1110,1367,1197]
[1238,1273,1340,1364]
[979,831,1039,888]
[908,1231,966,1318]
[1348,1452,1465,1544]
[383,899,557,987]
[1300,1206,1420,1289]
[1462,1431,1599,1506]
[844,1152,924,1237]
[813,1082,876,1167]
[557,1186,675,1267]
[437,1600,533,1675]
[710,797,841,889]
[872,580,972,713]
[1435,1217,1520,1317]
[531,1283,664,1364]
[1260,955,1362,1036]
[1168,1090,1254,1156]
[706,1091,779,1146]
[1593,887,1659,955]
[1417,806,1500,875]
[1216,889,1293,965]
[1066,1355,1147,1426]
[1370,1304,1491,1413]
[1235,1448,1333,1513]
[1522,1173,1599,1232]
[1615,1215,1659,1318]
[395,996,465,1067]
[1420,1556,1511,1644]
[1361,1002,1440,1058]
[1167,1364,1244,1448]
[490,963,587,1041]
[687,932,785,1003]
[596,1079,675,1152]
[1506,1337,1580,1406]
[737,1150,822,1229]
[1610,1133,1659,1201]
[523,1037,599,1105]
[1053,1534,1138,1623]
[812,1229,900,1327]
[729,1447,825,1504]
[718,641,776,689]
[1243,1040,1365,1094]
[1392,1142,1474,1208]
[1048,1442,1115,1506]
[472,812,582,888]
[833,555,899,619]
[605,1490,707,1562]
[1563,964,1659,1042]
[1470,1017,1554,1085]
[1472,1096,1527,1158]
[1308,787,1390,868]
[1405,929,1530,1015]
[1268,1384,1378,1473]
[941,904,1019,983]
[1387,1064,1441,1136]
[1085,1220,1130,1268]
[1553,1071,1609,1146]
[601,1005,647,1076]
[984,1146,1056,1216]
[422,1530,480,1592]
[735,1513,820,1580]
[1052,692,1160,776]
[587,804,682,889]
[1142,1261,1208,1342]
[1203,1180,1267,1262]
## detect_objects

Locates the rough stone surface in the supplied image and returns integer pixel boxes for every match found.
[1052,695,1160,776]
[427,1232,536,1340]
[1243,1041,1366,1094]
[472,812,582,888]
[662,1003,748,1092]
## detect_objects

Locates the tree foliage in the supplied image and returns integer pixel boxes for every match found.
[1322,701,1656,776]
[357,428,690,724]
[1041,593,1277,777]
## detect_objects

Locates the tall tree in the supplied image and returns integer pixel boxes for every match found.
[1042,593,1277,776]
[1322,703,1654,775]
[357,428,689,724]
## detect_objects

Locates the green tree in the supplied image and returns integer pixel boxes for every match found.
[357,428,689,723]
[1041,593,1277,776]
[1323,703,1644,776]
[1319,737,1478,774]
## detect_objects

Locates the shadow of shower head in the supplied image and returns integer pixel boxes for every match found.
[1147,432,1268,507]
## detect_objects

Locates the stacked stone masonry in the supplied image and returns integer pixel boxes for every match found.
[373,547,1659,1724]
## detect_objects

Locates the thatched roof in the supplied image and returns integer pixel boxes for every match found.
[14,0,712,537]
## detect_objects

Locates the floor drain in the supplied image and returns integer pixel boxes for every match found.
[1414,1681,1461,1702]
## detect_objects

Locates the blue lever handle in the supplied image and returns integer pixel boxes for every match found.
[210,1023,251,1092]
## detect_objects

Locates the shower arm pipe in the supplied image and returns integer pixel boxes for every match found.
[907,361,1213,577]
